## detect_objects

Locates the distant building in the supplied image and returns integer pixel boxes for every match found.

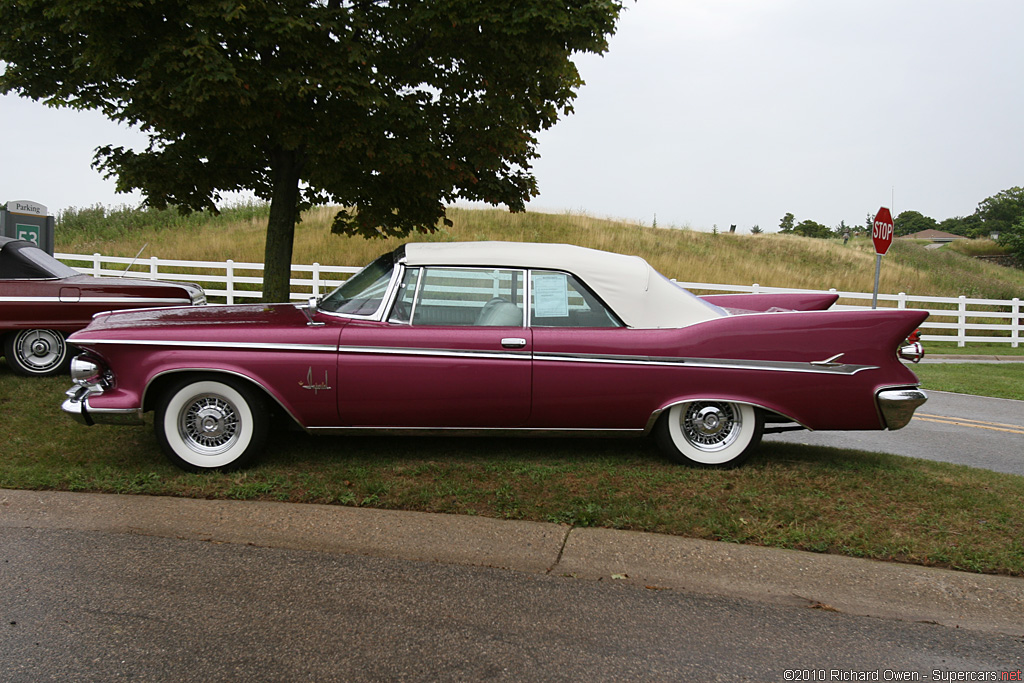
[899,229,968,244]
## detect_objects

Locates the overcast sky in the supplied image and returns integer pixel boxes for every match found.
[2,0,1022,233]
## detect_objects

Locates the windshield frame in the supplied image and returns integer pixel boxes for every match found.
[317,246,404,320]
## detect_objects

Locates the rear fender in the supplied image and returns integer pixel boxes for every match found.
[679,308,929,369]
[645,397,803,435]
[701,292,839,313]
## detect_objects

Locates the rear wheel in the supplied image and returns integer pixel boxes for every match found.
[4,329,71,377]
[656,401,763,468]
[155,377,268,472]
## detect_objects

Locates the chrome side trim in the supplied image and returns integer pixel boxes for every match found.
[534,352,876,376]
[340,345,531,361]
[67,339,877,375]
[71,338,339,353]
[0,296,192,305]
[307,426,644,438]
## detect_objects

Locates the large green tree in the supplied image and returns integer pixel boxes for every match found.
[778,212,795,233]
[893,210,938,237]
[938,214,985,238]
[976,186,1024,237]
[997,214,1024,259]
[792,219,830,239]
[0,0,623,301]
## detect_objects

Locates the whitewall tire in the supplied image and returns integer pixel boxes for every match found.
[155,377,268,471]
[656,401,763,468]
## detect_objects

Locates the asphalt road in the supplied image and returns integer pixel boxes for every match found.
[3,525,1022,682]
[766,390,1024,475]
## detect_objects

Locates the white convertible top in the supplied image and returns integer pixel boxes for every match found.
[402,241,725,329]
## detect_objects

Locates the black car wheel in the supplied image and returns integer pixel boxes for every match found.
[4,329,71,377]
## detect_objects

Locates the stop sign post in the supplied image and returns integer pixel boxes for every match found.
[871,207,894,308]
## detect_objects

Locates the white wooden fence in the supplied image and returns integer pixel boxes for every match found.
[56,251,1022,348]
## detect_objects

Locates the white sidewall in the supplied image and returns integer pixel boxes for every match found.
[666,402,756,465]
[162,380,255,469]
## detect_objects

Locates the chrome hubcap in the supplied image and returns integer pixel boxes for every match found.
[682,402,740,452]
[15,330,65,372]
[180,395,239,455]
[30,338,51,356]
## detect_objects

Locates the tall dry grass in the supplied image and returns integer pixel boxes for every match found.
[55,204,1024,300]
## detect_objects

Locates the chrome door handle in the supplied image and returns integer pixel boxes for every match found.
[501,337,527,349]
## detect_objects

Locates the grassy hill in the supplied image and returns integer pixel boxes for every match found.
[56,203,1024,301]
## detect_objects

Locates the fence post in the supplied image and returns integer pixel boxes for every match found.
[149,256,159,280]
[1013,298,1021,349]
[752,283,760,294]
[897,292,906,309]
[225,260,235,305]
[92,253,102,276]
[957,295,967,347]
[312,262,321,298]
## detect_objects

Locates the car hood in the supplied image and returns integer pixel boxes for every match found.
[62,273,205,297]
[69,303,312,343]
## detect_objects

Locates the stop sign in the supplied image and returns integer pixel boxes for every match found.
[872,207,894,255]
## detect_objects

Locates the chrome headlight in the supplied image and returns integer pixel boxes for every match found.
[70,356,107,388]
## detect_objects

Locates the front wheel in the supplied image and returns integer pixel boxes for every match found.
[155,377,268,472]
[4,329,71,377]
[655,401,763,468]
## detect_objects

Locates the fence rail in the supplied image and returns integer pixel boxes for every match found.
[57,251,1022,347]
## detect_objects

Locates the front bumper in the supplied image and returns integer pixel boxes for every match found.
[62,385,144,427]
[877,388,928,430]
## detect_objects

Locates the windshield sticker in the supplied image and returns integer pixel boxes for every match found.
[533,272,569,318]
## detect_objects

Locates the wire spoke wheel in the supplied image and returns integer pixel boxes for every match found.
[657,400,763,468]
[180,394,241,455]
[156,377,268,471]
[681,402,742,451]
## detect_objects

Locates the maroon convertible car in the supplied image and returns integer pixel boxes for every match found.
[1,236,206,376]
[62,241,927,470]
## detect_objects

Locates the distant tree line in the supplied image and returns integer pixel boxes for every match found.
[772,186,1024,259]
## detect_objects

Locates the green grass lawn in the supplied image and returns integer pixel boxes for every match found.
[2,371,1022,577]
[913,363,1024,401]
[926,341,1024,356]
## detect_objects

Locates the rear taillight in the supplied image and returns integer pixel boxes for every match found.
[899,341,924,363]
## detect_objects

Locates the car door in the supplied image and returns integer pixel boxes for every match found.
[336,266,532,428]
[527,269,680,431]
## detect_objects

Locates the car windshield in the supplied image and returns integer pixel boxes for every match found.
[318,248,398,316]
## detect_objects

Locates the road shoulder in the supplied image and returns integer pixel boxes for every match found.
[2,488,1022,635]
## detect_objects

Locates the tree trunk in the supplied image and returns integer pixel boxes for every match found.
[262,149,305,303]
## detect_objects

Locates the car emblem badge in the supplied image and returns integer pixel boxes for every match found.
[300,368,332,394]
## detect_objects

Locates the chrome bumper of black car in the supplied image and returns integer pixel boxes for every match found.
[876,388,928,430]
[62,386,144,427]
